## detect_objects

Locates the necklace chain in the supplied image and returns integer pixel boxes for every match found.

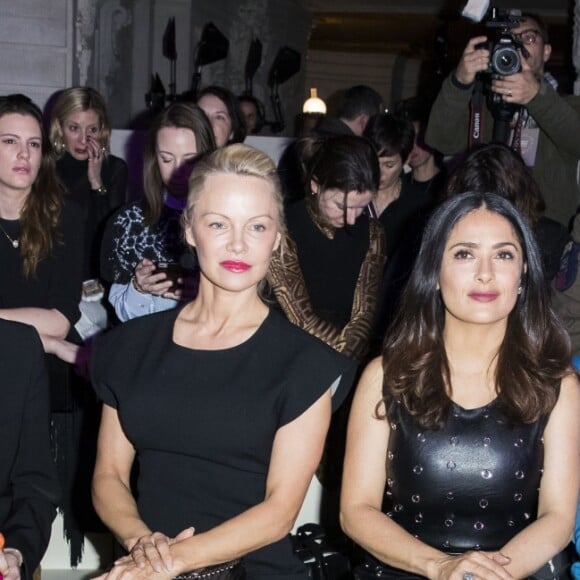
[0,223,19,248]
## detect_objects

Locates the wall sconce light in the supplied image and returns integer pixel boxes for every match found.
[303,88,326,114]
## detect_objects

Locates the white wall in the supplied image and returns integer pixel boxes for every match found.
[0,0,73,109]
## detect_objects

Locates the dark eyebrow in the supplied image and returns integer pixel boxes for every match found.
[448,241,519,250]
[492,242,520,251]
[448,242,477,250]
[0,132,41,140]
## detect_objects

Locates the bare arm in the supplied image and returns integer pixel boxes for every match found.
[92,405,150,549]
[498,373,580,578]
[168,388,332,573]
[340,358,512,580]
[0,307,69,339]
[0,307,78,362]
[98,388,333,579]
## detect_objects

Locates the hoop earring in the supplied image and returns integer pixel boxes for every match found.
[53,137,65,154]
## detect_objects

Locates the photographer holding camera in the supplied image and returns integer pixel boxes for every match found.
[426,12,580,229]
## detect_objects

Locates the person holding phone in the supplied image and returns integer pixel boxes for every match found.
[100,102,215,322]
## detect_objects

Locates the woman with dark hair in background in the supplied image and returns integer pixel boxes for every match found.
[101,102,215,322]
[238,94,264,135]
[342,192,579,579]
[0,93,85,563]
[49,86,128,280]
[364,113,439,349]
[363,113,415,254]
[394,96,447,207]
[446,143,569,283]
[0,93,83,362]
[268,134,386,362]
[197,85,246,148]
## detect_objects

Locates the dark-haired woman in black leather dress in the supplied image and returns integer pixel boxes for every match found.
[341,193,580,579]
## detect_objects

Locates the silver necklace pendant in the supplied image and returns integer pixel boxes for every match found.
[0,226,18,248]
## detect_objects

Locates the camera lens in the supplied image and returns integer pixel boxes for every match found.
[492,46,521,76]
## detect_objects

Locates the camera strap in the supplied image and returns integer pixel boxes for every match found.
[511,107,526,154]
[469,78,485,150]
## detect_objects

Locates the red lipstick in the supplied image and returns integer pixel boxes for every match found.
[468,292,499,302]
[220,260,251,273]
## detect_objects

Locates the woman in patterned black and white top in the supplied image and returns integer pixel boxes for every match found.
[100,102,215,322]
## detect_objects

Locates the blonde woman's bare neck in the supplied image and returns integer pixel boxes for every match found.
[173,283,268,351]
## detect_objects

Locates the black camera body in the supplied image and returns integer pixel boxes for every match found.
[478,8,525,75]
[486,35,522,76]
[476,8,526,108]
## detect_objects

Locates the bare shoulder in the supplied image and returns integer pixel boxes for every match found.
[557,371,580,407]
[546,371,580,427]
[359,356,384,390]
[352,356,385,407]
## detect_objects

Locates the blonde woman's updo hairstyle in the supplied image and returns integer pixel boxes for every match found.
[183,144,286,239]
[49,86,111,158]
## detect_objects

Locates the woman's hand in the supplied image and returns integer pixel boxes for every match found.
[93,561,172,580]
[0,548,23,580]
[43,335,81,364]
[133,260,174,297]
[86,135,105,190]
[120,527,194,573]
[163,272,199,302]
[431,551,513,580]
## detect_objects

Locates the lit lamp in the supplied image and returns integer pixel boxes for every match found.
[303,88,327,114]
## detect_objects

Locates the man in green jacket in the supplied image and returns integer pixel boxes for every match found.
[426,12,580,229]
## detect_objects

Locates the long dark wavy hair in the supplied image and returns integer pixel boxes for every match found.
[381,192,570,429]
[0,94,63,278]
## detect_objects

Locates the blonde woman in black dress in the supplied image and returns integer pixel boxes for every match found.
[92,144,355,579]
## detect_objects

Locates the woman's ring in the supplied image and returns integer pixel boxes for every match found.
[463,573,475,580]
[507,89,512,97]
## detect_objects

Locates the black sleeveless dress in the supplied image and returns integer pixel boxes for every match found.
[357,399,548,578]
[91,307,357,579]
